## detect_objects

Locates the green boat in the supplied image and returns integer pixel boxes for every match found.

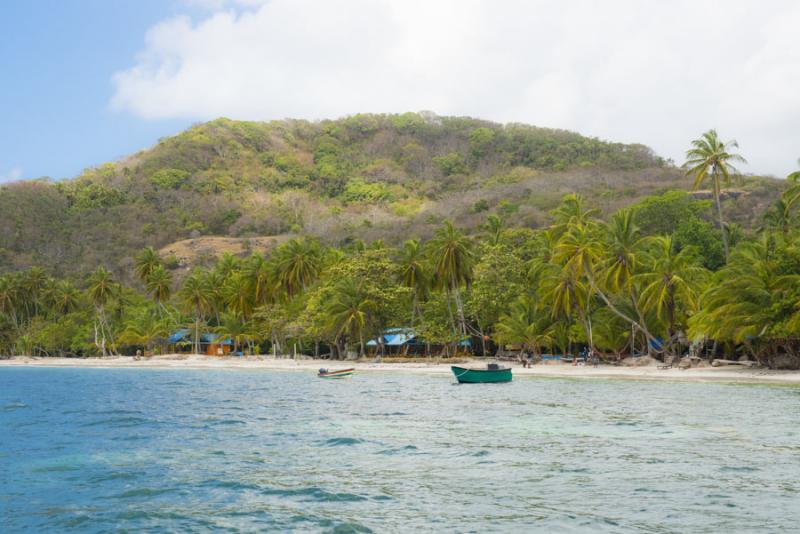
[451,364,512,383]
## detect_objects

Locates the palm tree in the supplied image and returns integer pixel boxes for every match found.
[601,210,645,293]
[325,278,374,358]
[549,193,600,236]
[22,267,48,318]
[215,252,240,280]
[763,198,793,234]
[202,269,225,324]
[145,265,173,310]
[46,280,81,316]
[245,254,275,308]
[689,234,783,362]
[495,295,552,356]
[539,262,590,345]
[215,312,257,354]
[223,272,254,320]
[484,214,504,246]
[134,247,162,284]
[428,221,474,338]
[274,238,323,299]
[397,239,429,325]
[119,308,174,355]
[684,129,747,261]
[637,236,707,352]
[0,275,21,327]
[87,267,119,355]
[179,271,211,354]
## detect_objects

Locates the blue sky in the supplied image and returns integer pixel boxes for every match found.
[1,1,798,182]
[0,1,194,181]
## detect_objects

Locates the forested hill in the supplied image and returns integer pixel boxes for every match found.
[0,113,783,280]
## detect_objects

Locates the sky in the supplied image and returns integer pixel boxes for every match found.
[1,0,799,183]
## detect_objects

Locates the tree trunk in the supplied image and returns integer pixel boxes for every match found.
[713,176,730,261]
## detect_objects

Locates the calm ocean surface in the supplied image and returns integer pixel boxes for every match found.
[1,368,799,533]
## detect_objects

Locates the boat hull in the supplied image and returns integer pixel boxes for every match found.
[451,366,512,383]
[318,368,355,379]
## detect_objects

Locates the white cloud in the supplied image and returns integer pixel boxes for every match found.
[0,166,23,184]
[112,0,800,176]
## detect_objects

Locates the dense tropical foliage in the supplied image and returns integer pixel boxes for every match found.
[2,126,799,368]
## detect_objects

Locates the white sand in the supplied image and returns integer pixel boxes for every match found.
[2,354,799,385]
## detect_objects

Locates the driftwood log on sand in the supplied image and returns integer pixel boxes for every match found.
[711,359,756,368]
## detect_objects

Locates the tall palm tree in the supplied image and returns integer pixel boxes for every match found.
[87,267,119,356]
[601,209,645,293]
[223,272,254,320]
[539,262,590,344]
[428,221,474,338]
[23,267,49,318]
[397,239,429,325]
[274,238,323,299]
[202,269,225,324]
[245,254,275,308]
[684,129,747,261]
[134,247,162,284]
[179,271,211,354]
[145,265,173,310]
[325,278,374,357]
[637,236,707,350]
[46,280,81,316]
[0,275,21,327]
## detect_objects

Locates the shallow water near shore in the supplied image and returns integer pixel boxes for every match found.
[1,368,799,532]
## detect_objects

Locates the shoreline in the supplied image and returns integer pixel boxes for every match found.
[2,355,799,385]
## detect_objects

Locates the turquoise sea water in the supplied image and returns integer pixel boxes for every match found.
[1,368,799,533]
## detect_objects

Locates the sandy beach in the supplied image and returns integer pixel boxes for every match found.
[2,355,799,385]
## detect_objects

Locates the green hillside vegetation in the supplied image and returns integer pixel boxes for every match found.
[1,150,799,367]
[0,113,782,283]
[1,116,798,367]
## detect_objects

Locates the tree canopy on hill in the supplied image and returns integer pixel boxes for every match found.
[0,113,784,280]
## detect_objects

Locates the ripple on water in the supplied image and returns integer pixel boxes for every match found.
[330,522,374,533]
[379,445,418,455]
[263,486,368,503]
[112,487,177,499]
[720,466,759,472]
[203,418,246,426]
[80,416,153,428]
[323,437,366,447]
[2,402,29,411]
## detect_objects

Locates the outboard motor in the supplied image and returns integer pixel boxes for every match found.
[319,368,327,374]
[488,363,500,370]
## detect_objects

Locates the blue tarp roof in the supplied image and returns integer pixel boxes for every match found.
[168,330,233,345]
[367,328,417,346]
[367,328,470,346]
